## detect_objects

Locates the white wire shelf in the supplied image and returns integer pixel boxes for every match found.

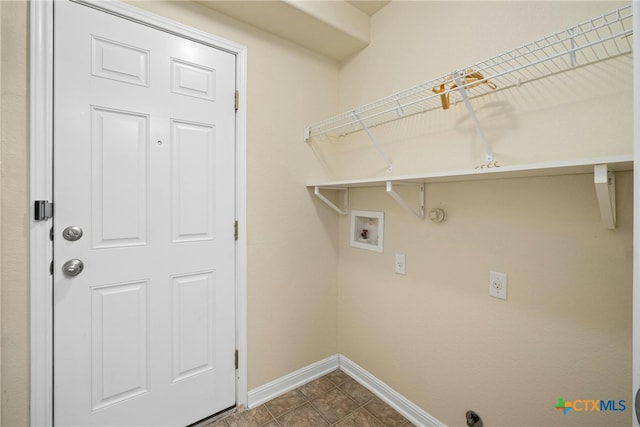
[304,5,633,141]
[308,154,633,228]
[306,155,633,188]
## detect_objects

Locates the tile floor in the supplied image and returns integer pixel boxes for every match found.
[205,369,415,427]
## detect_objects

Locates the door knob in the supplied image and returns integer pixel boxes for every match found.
[62,259,84,277]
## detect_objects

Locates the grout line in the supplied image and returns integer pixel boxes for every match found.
[215,370,410,427]
[361,405,388,427]
[306,386,336,426]
[266,388,314,425]
[261,404,278,427]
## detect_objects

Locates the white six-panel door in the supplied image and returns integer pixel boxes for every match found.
[53,2,236,425]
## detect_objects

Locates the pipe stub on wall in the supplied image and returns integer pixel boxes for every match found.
[465,410,483,427]
[428,208,446,223]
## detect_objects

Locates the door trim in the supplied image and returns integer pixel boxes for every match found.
[633,2,640,426]
[29,1,248,425]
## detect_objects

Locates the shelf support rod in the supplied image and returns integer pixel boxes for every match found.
[594,164,616,229]
[314,186,349,216]
[352,112,393,172]
[452,71,493,162]
[386,182,425,219]
[568,28,577,66]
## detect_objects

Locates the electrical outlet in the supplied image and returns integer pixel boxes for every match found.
[395,254,406,275]
[489,271,507,300]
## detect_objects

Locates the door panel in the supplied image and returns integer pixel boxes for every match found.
[170,58,216,101]
[91,36,150,87]
[91,280,149,411]
[54,2,236,425]
[172,271,216,382]
[171,120,216,242]
[91,106,150,248]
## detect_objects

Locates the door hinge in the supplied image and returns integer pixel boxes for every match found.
[34,200,53,221]
[49,261,54,275]
[235,349,239,370]
[234,90,239,111]
[234,220,238,241]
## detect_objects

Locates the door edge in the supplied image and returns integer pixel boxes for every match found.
[633,1,640,426]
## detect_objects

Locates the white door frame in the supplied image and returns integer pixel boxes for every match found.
[29,1,248,425]
[633,1,640,426]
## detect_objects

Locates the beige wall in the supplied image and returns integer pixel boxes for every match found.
[0,1,3,423]
[339,174,632,426]
[1,1,30,425]
[0,1,340,425]
[0,1,635,426]
[0,1,3,422]
[336,2,633,426]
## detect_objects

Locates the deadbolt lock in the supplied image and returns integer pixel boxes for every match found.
[63,226,83,241]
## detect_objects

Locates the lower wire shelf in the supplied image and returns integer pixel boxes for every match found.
[309,154,633,228]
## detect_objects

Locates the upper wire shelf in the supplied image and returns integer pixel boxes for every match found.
[304,5,633,141]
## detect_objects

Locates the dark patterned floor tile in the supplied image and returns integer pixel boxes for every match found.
[324,369,351,386]
[202,419,228,427]
[265,389,308,418]
[333,407,386,427]
[224,405,274,427]
[364,397,409,427]
[310,387,360,424]
[298,376,336,399]
[276,403,329,426]
[339,379,376,405]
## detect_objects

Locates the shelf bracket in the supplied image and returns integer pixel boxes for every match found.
[314,186,349,215]
[352,112,393,172]
[594,164,616,229]
[452,71,493,162]
[386,182,425,219]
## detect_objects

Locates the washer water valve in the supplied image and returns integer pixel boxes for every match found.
[428,208,445,223]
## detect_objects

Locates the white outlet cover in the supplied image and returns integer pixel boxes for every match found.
[395,254,406,275]
[489,271,507,300]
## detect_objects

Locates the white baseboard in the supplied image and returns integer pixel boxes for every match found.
[339,355,445,427]
[247,354,340,408]
[247,354,444,427]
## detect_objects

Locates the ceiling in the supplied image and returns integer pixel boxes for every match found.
[197,0,391,61]
[346,1,390,16]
